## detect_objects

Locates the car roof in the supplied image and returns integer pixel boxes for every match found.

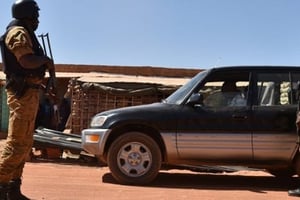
[210,65,300,72]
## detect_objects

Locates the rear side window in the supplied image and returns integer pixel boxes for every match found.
[256,72,299,106]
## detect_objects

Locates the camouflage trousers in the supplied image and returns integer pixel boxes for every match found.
[0,88,39,184]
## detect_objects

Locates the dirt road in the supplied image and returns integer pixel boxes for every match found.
[21,160,300,200]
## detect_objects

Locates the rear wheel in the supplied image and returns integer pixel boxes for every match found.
[107,132,162,185]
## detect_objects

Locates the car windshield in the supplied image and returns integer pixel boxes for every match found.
[165,69,209,104]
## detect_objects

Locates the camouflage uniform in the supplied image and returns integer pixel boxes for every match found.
[0,26,42,184]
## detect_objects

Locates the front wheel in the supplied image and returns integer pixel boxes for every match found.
[107,132,162,185]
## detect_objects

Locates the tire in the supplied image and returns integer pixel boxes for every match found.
[107,132,162,185]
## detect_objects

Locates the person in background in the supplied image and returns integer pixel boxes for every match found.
[0,0,55,199]
[288,109,300,197]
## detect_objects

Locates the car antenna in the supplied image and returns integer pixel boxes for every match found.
[214,57,222,67]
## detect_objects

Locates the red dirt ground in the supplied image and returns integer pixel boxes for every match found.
[21,159,300,200]
[0,139,298,200]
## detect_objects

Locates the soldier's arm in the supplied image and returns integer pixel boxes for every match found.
[19,54,54,70]
[5,26,54,70]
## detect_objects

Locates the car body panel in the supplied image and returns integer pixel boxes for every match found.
[251,105,298,162]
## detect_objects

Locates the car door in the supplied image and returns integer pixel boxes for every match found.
[251,71,299,163]
[176,70,252,162]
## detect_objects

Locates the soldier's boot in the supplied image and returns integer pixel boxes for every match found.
[7,178,29,200]
[0,184,8,200]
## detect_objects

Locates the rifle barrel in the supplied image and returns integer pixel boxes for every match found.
[45,33,53,59]
[38,34,48,56]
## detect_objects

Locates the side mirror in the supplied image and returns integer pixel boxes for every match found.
[187,93,203,106]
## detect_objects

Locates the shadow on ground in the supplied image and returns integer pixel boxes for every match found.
[102,171,300,192]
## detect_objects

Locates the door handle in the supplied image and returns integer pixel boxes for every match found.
[232,115,248,120]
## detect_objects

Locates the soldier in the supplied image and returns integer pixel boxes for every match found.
[0,0,55,199]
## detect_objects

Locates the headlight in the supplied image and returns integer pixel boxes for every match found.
[90,115,107,127]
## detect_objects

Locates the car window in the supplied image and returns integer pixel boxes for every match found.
[199,80,249,107]
[256,72,298,106]
[292,73,300,104]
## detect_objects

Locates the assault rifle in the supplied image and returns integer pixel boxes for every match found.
[38,33,57,96]
[38,33,60,129]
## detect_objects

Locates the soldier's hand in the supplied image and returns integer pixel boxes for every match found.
[44,56,54,70]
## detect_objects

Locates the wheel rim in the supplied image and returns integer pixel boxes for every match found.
[117,142,152,177]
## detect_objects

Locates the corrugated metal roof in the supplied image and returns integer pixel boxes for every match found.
[76,72,190,86]
[0,71,190,86]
